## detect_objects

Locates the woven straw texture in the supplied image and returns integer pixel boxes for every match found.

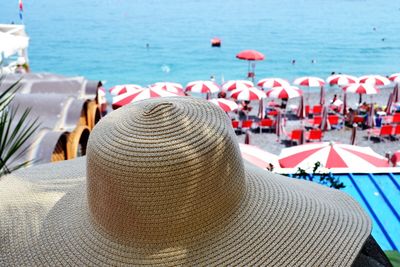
[0,97,371,266]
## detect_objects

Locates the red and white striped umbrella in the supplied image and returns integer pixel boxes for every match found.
[239,144,279,169]
[293,76,325,87]
[186,80,220,94]
[112,87,184,109]
[150,82,184,94]
[98,87,106,97]
[257,78,290,89]
[326,74,358,87]
[109,84,142,95]
[222,80,254,91]
[359,75,390,86]
[389,73,400,83]
[208,98,238,112]
[343,83,379,95]
[266,86,303,99]
[279,142,390,169]
[230,87,265,101]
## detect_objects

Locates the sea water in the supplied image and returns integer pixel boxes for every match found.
[1,0,400,88]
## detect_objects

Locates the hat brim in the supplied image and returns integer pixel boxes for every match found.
[0,157,370,266]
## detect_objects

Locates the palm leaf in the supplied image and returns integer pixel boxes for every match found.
[0,76,40,176]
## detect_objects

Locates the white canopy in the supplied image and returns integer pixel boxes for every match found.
[0,32,29,58]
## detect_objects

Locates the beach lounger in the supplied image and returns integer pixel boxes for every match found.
[288,129,303,145]
[393,124,400,139]
[241,120,253,132]
[328,115,341,129]
[368,124,393,141]
[305,129,323,142]
[307,116,322,127]
[392,113,400,123]
[258,118,275,133]
[311,105,322,116]
[232,120,240,133]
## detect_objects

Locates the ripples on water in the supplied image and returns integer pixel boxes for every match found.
[1,0,399,87]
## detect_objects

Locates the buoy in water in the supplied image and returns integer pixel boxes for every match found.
[211,38,221,47]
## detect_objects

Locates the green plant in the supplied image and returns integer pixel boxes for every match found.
[291,161,345,189]
[0,76,40,176]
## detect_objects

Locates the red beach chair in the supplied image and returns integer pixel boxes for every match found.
[288,129,303,145]
[392,114,400,124]
[328,115,340,128]
[232,120,240,133]
[368,124,393,141]
[258,118,275,133]
[393,124,400,138]
[241,120,253,132]
[306,129,323,142]
[311,105,322,116]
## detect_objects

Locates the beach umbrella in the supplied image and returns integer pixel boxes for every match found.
[266,86,303,99]
[244,130,251,145]
[230,87,265,101]
[391,151,400,166]
[239,144,279,170]
[343,83,379,104]
[151,82,184,94]
[275,109,284,141]
[279,142,390,169]
[257,78,290,89]
[326,74,358,87]
[236,50,265,82]
[296,95,306,119]
[185,81,220,94]
[359,75,390,86]
[112,87,184,109]
[350,125,357,145]
[393,83,399,103]
[320,105,331,131]
[222,80,254,91]
[293,76,325,87]
[389,73,400,83]
[109,84,142,95]
[385,93,394,114]
[208,98,238,112]
[366,103,375,128]
[257,98,265,119]
[319,85,325,106]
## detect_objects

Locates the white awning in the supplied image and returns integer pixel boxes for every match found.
[0,32,29,58]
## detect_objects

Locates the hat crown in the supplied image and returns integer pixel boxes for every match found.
[86,97,245,243]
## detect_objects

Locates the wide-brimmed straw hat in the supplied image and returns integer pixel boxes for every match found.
[0,97,370,266]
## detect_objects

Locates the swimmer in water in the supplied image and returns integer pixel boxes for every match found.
[291,59,296,64]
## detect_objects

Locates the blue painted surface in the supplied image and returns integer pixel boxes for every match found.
[337,173,400,251]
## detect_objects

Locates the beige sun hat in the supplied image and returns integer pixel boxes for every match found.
[0,97,371,266]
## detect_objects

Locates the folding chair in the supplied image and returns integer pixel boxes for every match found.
[306,129,323,142]
[258,118,275,133]
[368,124,393,141]
[288,129,303,145]
[241,120,253,133]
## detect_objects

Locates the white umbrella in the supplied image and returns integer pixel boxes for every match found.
[266,86,303,99]
[257,78,290,89]
[239,144,279,170]
[208,98,238,112]
[358,75,390,86]
[151,82,184,94]
[222,80,254,91]
[109,84,142,95]
[230,87,265,101]
[186,81,220,94]
[112,87,184,109]
[293,76,325,87]
[389,73,400,83]
[279,142,390,169]
[326,74,358,87]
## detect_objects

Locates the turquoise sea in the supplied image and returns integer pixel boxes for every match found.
[1,0,400,88]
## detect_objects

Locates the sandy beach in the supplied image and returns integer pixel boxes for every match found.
[234,85,399,157]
